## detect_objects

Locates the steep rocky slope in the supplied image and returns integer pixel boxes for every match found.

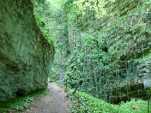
[0,0,54,101]
[64,0,151,103]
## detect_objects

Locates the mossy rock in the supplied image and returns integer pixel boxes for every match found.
[0,0,54,101]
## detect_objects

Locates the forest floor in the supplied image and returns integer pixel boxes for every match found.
[24,83,69,113]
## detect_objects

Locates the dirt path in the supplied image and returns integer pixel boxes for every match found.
[25,83,69,113]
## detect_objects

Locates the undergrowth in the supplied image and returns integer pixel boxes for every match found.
[0,89,48,113]
[70,91,150,113]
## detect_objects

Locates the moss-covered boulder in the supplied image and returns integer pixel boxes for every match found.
[0,0,54,101]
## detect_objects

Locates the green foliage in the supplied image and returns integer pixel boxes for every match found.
[0,90,48,112]
[64,0,151,100]
[70,91,149,113]
[65,33,111,96]
[33,0,55,44]
[34,0,151,109]
[0,96,33,112]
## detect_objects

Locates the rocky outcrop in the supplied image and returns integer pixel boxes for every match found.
[0,0,54,101]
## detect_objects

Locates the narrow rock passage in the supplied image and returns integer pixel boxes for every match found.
[25,83,69,113]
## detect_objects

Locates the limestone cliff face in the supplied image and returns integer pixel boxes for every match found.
[0,0,54,101]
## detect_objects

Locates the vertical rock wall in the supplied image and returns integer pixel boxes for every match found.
[0,0,54,101]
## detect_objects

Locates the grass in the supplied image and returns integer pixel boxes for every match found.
[70,91,150,113]
[0,89,49,113]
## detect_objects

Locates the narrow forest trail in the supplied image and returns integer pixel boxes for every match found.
[25,83,69,113]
